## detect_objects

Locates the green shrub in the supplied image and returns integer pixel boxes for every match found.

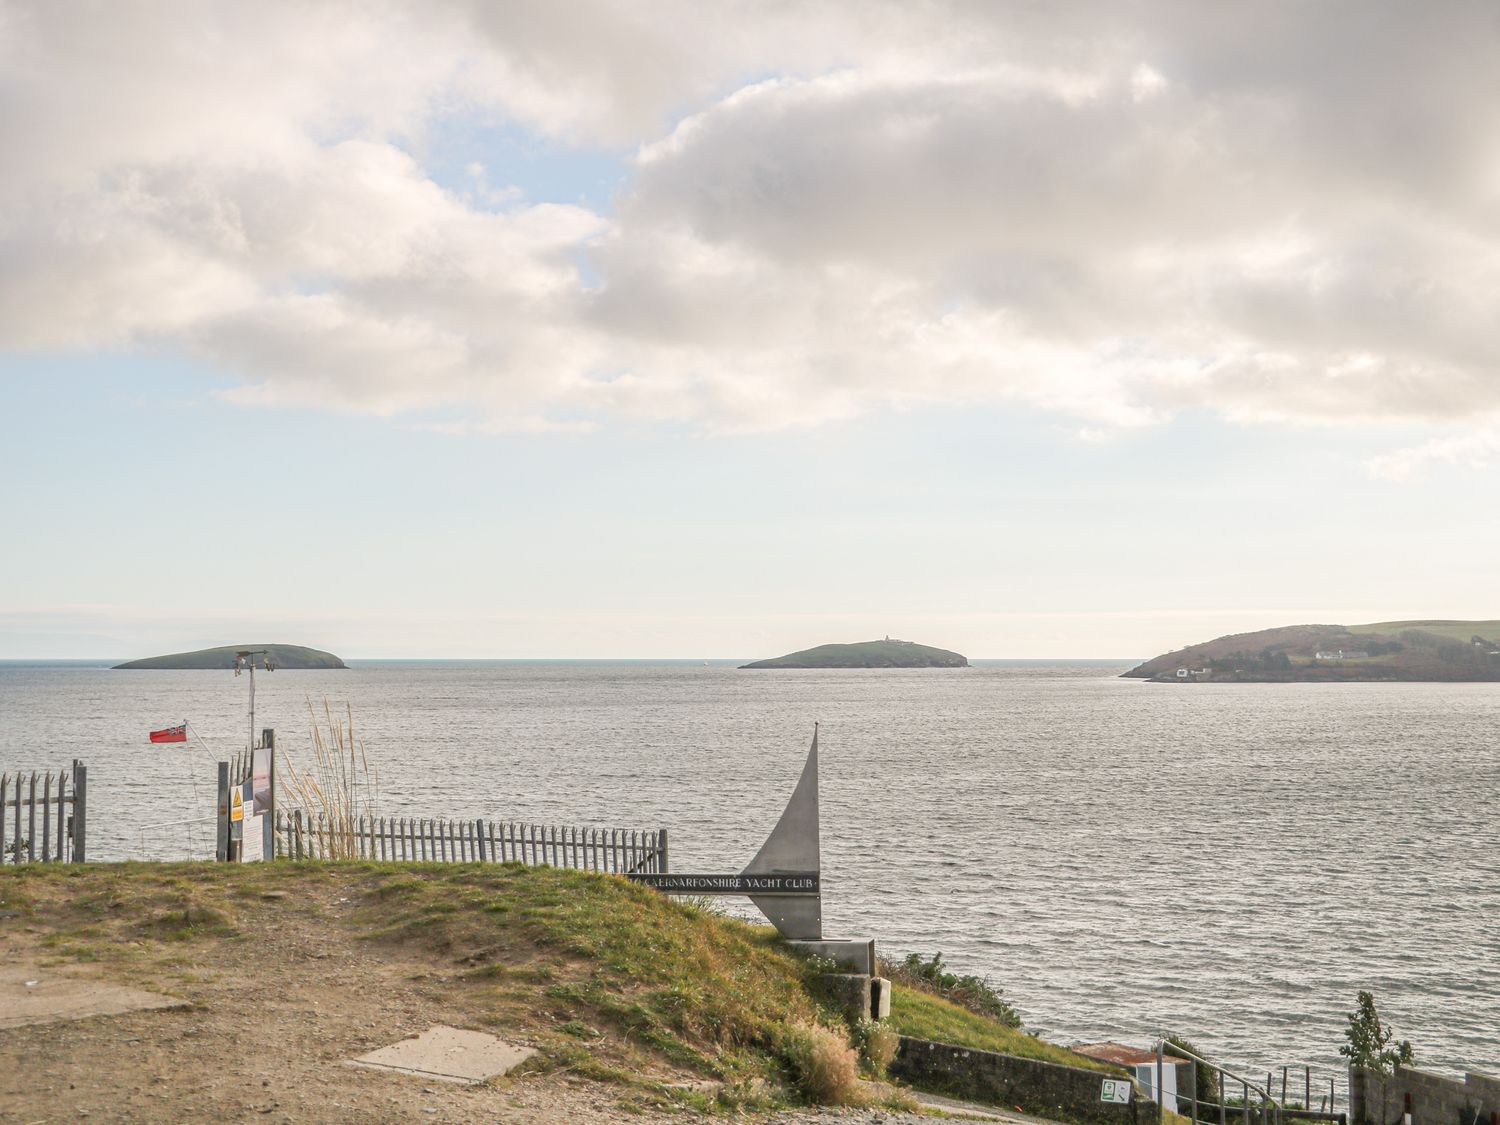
[851,1017,900,1074]
[1340,991,1413,1076]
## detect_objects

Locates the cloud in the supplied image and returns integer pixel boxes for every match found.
[3,1,1500,435]
[1365,427,1500,481]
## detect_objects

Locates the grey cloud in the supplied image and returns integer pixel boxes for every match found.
[2,1,1500,433]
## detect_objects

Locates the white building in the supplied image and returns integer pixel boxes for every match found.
[1073,1043,1190,1112]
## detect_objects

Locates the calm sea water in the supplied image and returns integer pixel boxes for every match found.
[1,660,1496,1082]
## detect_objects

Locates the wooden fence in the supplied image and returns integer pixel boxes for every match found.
[1,761,87,864]
[273,811,667,873]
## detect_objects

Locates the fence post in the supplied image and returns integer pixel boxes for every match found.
[475,819,486,861]
[658,828,669,872]
[41,772,52,862]
[216,761,229,861]
[55,769,68,862]
[263,728,275,832]
[1156,1041,1165,1125]
[70,761,86,863]
[27,772,37,863]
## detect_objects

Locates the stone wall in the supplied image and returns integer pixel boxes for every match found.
[1350,1066,1500,1125]
[890,1036,1145,1125]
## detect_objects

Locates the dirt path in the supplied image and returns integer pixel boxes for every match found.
[2,882,648,1122]
[0,867,1028,1123]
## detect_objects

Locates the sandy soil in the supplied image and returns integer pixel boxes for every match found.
[0,871,999,1124]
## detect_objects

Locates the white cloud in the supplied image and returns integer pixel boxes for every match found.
[1365,427,1500,481]
[3,1,1500,437]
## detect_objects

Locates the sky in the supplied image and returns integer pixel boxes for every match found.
[3,1,1500,659]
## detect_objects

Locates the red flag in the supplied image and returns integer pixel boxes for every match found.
[149,724,187,744]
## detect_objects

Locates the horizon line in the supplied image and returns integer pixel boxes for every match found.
[0,655,1145,664]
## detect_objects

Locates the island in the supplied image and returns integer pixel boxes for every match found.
[741,637,969,669]
[1124,619,1500,682]
[114,644,347,670]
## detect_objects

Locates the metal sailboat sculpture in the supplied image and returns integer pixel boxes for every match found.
[742,724,821,939]
[628,724,823,939]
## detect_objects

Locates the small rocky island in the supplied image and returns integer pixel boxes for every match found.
[741,637,968,669]
[114,644,347,670]
[1125,619,1500,682]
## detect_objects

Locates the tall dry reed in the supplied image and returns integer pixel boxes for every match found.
[279,698,379,859]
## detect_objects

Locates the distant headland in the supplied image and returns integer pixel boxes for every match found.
[741,637,968,669]
[113,644,347,670]
[1124,620,1500,683]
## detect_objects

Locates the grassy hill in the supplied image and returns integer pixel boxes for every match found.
[741,639,969,669]
[1348,619,1500,642]
[114,644,346,670]
[0,862,1110,1119]
[1124,620,1500,682]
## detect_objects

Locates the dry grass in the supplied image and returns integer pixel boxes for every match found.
[778,1020,866,1105]
[278,699,378,857]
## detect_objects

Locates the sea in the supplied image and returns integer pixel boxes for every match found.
[1,658,1496,1085]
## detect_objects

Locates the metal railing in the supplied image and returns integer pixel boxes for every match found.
[1151,1040,1292,1125]
[1149,1041,1348,1125]
[131,814,219,862]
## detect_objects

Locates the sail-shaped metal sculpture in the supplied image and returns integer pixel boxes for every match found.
[742,725,821,939]
[627,726,823,939]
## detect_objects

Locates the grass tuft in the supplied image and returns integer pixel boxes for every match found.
[776,1020,866,1105]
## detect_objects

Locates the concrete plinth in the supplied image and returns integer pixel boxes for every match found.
[818,973,893,1023]
[821,974,875,1022]
[788,938,877,975]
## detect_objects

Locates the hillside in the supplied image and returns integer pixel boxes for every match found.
[1124,620,1500,682]
[114,644,346,670]
[741,639,969,669]
[0,862,1107,1121]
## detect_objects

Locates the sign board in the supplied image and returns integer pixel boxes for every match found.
[240,813,264,862]
[251,746,272,815]
[1101,1079,1132,1104]
[628,873,819,895]
[230,788,244,823]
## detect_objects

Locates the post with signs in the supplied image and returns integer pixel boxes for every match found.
[227,781,244,861]
[237,728,275,862]
[215,760,230,862]
[248,729,274,861]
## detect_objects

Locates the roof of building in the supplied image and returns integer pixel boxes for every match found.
[1071,1042,1188,1068]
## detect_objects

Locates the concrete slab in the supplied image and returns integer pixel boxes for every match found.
[0,966,186,1030]
[348,1025,536,1085]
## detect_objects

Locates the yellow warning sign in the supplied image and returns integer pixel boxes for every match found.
[231,788,244,823]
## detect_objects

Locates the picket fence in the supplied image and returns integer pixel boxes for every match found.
[272,810,667,874]
[1,762,87,864]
